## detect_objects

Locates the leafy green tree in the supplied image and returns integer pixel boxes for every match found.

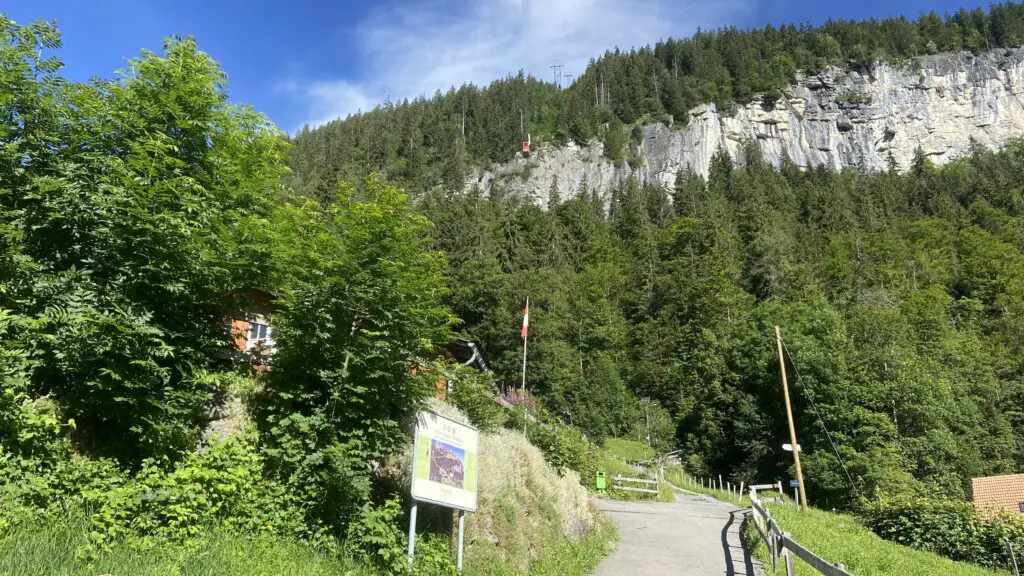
[258,176,455,530]
[2,25,290,462]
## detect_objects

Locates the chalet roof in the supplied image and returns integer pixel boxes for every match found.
[972,473,1024,517]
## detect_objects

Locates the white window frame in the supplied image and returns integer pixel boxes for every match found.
[245,314,276,353]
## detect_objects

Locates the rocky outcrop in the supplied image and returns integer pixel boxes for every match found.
[467,48,1024,205]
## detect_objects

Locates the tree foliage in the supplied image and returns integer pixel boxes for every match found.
[413,141,1024,509]
[0,16,453,556]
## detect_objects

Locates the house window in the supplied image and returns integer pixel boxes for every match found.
[1019,502,1024,514]
[246,321,277,352]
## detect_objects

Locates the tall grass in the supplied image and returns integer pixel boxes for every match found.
[0,515,364,576]
[602,438,654,462]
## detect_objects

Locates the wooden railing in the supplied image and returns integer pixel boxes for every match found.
[748,485,853,576]
[611,475,659,494]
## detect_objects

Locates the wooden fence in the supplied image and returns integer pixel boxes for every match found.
[748,485,853,576]
[611,475,659,495]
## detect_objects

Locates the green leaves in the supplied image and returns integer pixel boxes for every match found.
[252,175,454,533]
[0,26,292,463]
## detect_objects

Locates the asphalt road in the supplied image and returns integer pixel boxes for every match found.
[592,491,764,576]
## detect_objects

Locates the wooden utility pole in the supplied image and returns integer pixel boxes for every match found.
[775,325,808,512]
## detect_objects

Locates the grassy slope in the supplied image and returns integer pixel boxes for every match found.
[602,438,654,462]
[597,438,669,501]
[466,518,616,576]
[662,468,1002,576]
[745,504,1004,576]
[663,467,747,507]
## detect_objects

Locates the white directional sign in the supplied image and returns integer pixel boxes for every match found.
[782,443,802,452]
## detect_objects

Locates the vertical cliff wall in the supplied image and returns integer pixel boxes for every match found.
[468,48,1024,204]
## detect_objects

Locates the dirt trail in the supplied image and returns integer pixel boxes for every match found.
[592,492,764,576]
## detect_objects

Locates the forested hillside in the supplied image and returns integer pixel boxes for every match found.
[415,141,1024,507]
[290,2,1024,200]
[286,2,1024,509]
[413,140,1024,506]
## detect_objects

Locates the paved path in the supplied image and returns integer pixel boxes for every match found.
[592,491,764,576]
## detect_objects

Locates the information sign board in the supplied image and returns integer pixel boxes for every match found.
[411,411,479,512]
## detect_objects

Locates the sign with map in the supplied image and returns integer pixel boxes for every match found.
[411,411,479,511]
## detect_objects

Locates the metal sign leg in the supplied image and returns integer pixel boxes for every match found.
[407,502,418,569]
[457,510,466,572]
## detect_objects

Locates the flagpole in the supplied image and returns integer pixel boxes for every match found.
[521,296,529,394]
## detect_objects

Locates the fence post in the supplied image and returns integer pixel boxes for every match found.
[740,481,745,498]
[783,533,796,576]
[719,474,723,491]
[1009,539,1020,576]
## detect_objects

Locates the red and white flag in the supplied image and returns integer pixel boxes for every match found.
[521,298,529,339]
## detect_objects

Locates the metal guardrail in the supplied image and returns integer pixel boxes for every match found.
[749,487,853,576]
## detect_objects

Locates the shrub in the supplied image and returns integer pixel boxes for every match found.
[0,434,310,554]
[836,89,872,106]
[445,364,505,431]
[83,436,309,550]
[344,498,408,574]
[861,495,1024,570]
[507,409,600,484]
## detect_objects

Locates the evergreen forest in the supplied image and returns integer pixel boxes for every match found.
[287,2,1024,508]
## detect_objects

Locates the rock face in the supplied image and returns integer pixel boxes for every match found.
[467,48,1024,205]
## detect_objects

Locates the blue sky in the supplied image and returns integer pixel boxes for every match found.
[10,0,991,133]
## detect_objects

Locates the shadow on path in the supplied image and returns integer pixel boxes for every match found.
[721,508,759,576]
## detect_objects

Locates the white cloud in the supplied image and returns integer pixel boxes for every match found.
[303,80,376,128]
[288,0,751,131]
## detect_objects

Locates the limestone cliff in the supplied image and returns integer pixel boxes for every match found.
[467,48,1024,204]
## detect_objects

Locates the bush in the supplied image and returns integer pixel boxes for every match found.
[507,409,600,484]
[0,434,311,554]
[445,364,505,431]
[345,498,457,576]
[861,496,1024,570]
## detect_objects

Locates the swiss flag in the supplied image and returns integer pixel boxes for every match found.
[521,298,529,339]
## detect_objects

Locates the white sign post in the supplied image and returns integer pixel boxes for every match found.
[408,411,480,572]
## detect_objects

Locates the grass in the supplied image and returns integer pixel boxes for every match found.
[466,428,603,573]
[602,438,654,462]
[0,516,364,576]
[662,467,1003,575]
[743,503,1005,576]
[663,466,747,507]
[0,513,615,576]
[466,517,616,576]
[597,438,662,501]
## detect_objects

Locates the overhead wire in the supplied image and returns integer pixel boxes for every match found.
[777,330,860,496]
